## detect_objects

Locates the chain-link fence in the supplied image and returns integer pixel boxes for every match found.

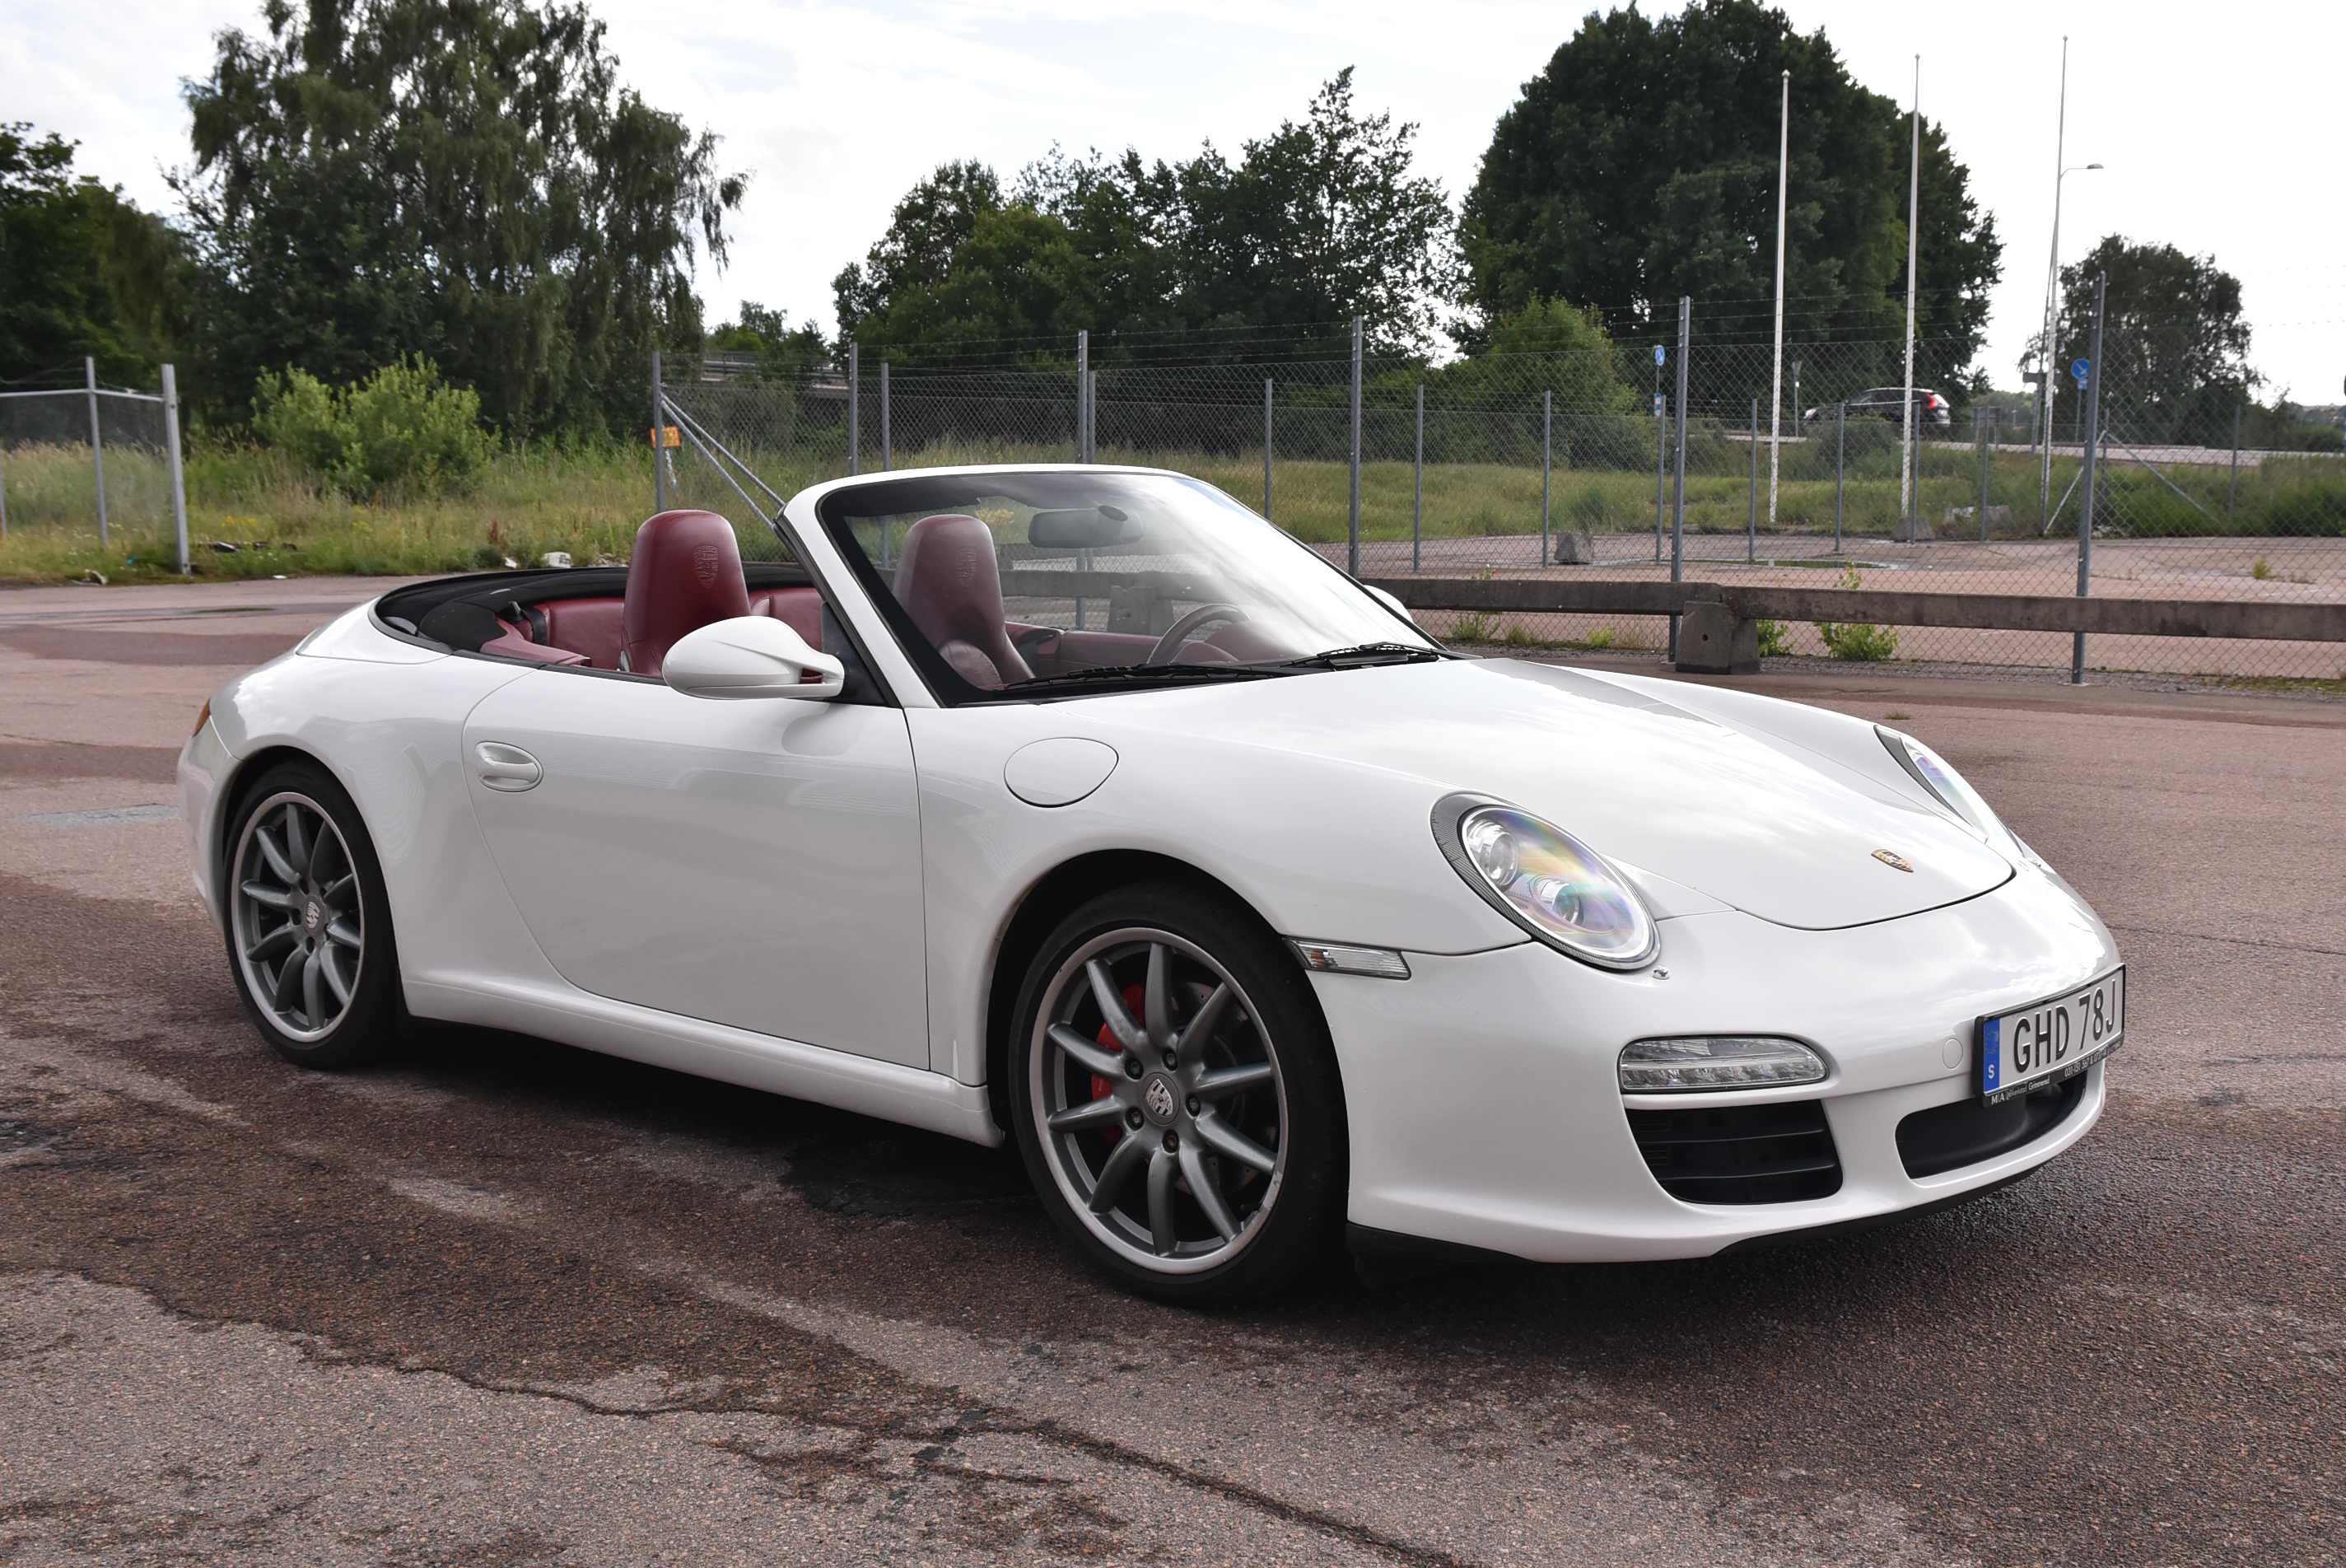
[0,360,193,572]
[657,300,2346,685]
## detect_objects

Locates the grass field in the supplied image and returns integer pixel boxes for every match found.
[2,433,2339,585]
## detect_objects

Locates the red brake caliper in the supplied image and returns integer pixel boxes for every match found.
[1092,982,1147,1148]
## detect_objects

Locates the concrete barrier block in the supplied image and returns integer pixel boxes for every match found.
[1674,599,1760,674]
[1551,529,1597,565]
[1942,504,2013,533]
[1892,515,1934,543]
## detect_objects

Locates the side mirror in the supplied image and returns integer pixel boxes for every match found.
[1364,584,1417,626]
[662,615,845,701]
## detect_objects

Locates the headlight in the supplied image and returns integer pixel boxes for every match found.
[1878,728,2001,838]
[1433,796,1657,969]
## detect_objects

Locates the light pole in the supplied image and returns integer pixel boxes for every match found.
[2037,160,2104,507]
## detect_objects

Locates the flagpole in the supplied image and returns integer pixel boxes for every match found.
[2039,36,2069,520]
[1768,68,1789,531]
[1899,55,1920,526]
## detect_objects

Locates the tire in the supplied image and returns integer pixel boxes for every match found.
[221,759,407,1069]
[1008,880,1347,1304]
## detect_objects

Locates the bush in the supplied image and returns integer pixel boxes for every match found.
[1754,618,1791,657]
[1816,565,1899,661]
[255,357,495,497]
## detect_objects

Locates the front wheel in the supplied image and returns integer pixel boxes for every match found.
[1009,881,1346,1304]
[222,760,407,1068]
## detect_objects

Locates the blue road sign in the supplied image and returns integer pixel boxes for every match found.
[2070,357,2092,387]
[1654,393,1666,417]
[1654,346,1667,366]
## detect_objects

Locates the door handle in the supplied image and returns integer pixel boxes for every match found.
[474,741,543,792]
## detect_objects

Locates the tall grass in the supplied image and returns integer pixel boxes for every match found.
[2,429,2340,586]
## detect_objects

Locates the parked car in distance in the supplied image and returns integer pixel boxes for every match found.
[1805,386,1953,430]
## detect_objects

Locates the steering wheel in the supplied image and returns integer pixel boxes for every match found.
[1145,603,1248,665]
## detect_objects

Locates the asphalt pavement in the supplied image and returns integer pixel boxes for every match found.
[2,578,2342,1566]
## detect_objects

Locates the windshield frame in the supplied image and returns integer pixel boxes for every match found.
[805,464,1434,707]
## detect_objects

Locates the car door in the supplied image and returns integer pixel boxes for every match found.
[459,668,928,1066]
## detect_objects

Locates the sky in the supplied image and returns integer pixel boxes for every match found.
[9,0,2343,400]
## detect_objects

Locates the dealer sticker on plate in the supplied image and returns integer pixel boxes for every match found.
[1975,968,2124,1105]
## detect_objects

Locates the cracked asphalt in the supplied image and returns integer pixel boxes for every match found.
[2,579,2342,1566]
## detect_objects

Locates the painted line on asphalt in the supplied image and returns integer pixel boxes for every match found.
[16,804,181,828]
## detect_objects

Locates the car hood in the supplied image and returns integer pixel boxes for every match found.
[1086,658,2013,931]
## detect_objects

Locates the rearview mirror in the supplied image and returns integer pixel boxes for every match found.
[662,615,845,701]
[1029,505,1141,549]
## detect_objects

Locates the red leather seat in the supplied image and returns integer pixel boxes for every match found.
[749,587,824,649]
[622,510,751,676]
[892,514,1031,689]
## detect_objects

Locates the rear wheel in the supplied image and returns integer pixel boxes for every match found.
[223,761,405,1068]
[1009,881,1346,1304]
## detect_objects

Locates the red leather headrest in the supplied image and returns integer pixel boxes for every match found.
[622,510,750,676]
[890,513,1032,688]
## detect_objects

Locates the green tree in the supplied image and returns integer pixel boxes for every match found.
[1422,296,1637,410]
[1459,0,1999,385]
[0,125,186,385]
[831,71,1457,362]
[175,0,745,435]
[2048,236,2255,442]
[1170,68,1457,351]
[707,303,832,378]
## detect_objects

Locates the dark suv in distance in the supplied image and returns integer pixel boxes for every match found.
[1804,386,1953,430]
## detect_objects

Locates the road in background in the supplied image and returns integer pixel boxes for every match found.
[2,580,2341,1566]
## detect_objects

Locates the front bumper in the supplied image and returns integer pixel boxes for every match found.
[1312,870,2118,1262]
[179,718,235,931]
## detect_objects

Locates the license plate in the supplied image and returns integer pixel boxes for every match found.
[1975,968,2124,1105]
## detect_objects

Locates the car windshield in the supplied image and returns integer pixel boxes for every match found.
[810,470,1439,702]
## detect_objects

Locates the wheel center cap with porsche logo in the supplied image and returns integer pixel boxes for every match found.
[302,898,325,932]
[1872,849,1915,873]
[1142,1074,1180,1125]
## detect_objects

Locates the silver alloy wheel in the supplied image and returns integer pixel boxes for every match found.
[1030,927,1288,1275]
[229,791,366,1043]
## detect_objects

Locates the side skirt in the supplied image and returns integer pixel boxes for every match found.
[404,977,1005,1148]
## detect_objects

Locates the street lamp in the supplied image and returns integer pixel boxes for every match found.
[2037,160,2104,506]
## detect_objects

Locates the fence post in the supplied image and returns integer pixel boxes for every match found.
[2071,272,2106,685]
[1413,382,1424,572]
[1075,329,1089,463]
[1834,402,1845,553]
[1262,378,1273,520]
[651,349,668,511]
[85,356,109,545]
[1653,379,1667,563]
[1087,370,1098,463]
[875,360,889,471]
[847,343,860,478]
[1747,398,1758,562]
[1347,315,1363,576]
[162,364,190,575]
[1541,390,1552,565]
[1976,408,1991,540]
[2227,401,2241,516]
[1669,298,1690,660]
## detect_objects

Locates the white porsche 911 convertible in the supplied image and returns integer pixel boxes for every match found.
[180,464,2123,1301]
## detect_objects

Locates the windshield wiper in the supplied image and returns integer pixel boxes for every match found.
[1000,663,1295,696]
[1269,642,1452,670]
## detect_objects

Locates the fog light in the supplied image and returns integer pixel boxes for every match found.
[1290,940,1410,980]
[1619,1036,1826,1092]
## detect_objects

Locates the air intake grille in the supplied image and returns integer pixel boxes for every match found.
[1896,1074,2087,1178]
[1627,1099,1843,1205]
